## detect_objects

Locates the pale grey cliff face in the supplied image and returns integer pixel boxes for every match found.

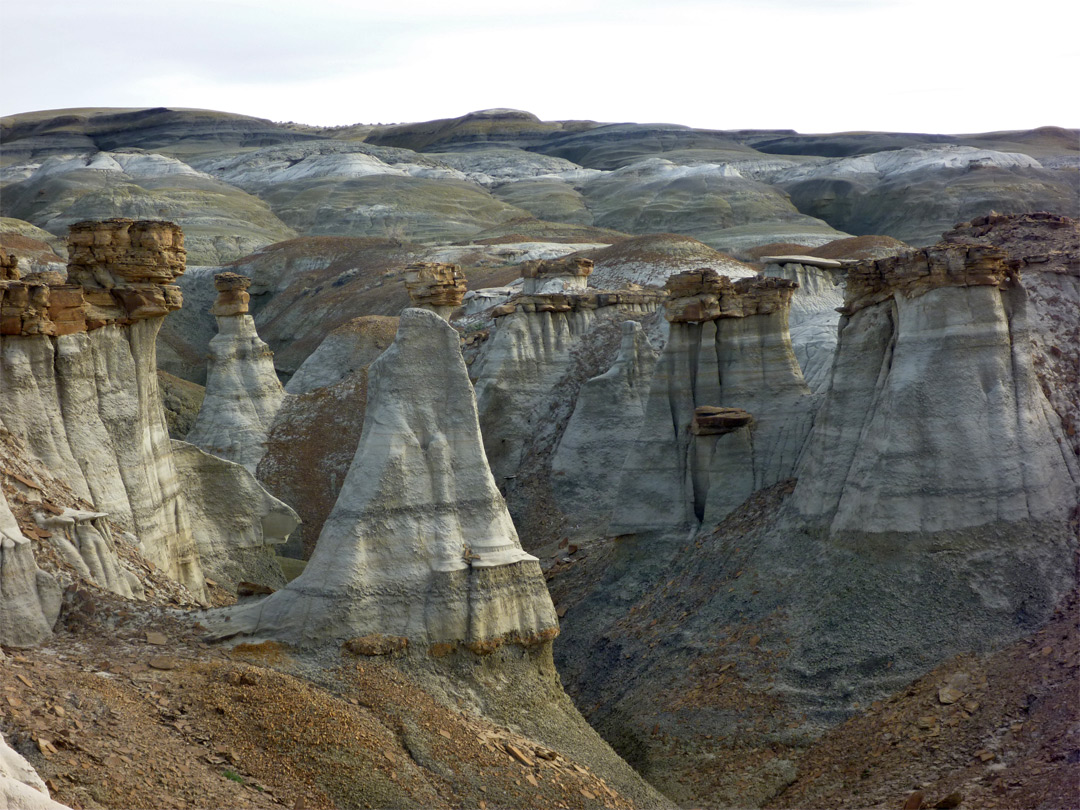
[33,507,144,600]
[792,248,1079,533]
[170,440,297,591]
[551,321,658,537]
[761,260,846,393]
[0,221,208,600]
[212,308,559,651]
[554,244,1080,792]
[0,489,61,648]
[608,271,816,539]
[473,306,597,484]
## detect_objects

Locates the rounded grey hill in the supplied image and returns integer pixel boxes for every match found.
[1,153,296,265]
[579,158,848,252]
[256,174,533,243]
[0,107,325,162]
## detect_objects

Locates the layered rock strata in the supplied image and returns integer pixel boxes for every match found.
[473,279,664,484]
[0,219,206,599]
[792,243,1078,533]
[761,258,847,392]
[550,321,659,537]
[521,255,593,294]
[33,507,143,600]
[402,261,467,320]
[214,308,559,651]
[186,273,286,473]
[0,489,61,648]
[554,248,1079,800]
[609,269,814,539]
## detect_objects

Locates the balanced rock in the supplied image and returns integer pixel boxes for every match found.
[0,220,206,599]
[212,308,558,651]
[186,272,286,473]
[403,262,467,320]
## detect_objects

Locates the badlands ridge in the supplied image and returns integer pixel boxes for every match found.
[0,107,1077,810]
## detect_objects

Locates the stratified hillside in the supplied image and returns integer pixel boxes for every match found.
[4,107,1074,266]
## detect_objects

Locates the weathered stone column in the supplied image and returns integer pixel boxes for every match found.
[186,272,286,473]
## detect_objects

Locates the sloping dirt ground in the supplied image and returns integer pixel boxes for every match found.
[766,575,1080,810]
[2,601,645,810]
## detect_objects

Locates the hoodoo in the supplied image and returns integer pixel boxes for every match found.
[0,220,207,598]
[214,307,559,650]
[0,488,61,648]
[472,256,663,484]
[608,268,814,539]
[792,243,1079,532]
[186,272,286,473]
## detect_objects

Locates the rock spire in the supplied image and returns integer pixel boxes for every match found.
[186,272,286,473]
[213,308,559,652]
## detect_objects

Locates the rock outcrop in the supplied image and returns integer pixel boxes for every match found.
[792,243,1079,532]
[402,261,467,320]
[473,272,664,485]
[171,440,297,591]
[550,321,659,537]
[0,488,61,648]
[214,308,558,650]
[185,273,286,473]
[283,315,397,395]
[520,256,592,294]
[33,507,143,600]
[0,219,206,599]
[608,269,814,539]
[761,257,847,392]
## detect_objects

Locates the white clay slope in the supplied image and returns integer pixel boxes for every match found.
[216,308,558,650]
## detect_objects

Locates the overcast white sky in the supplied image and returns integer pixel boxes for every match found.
[3,0,1078,134]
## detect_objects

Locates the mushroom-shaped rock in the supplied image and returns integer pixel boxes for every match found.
[209,308,559,652]
[186,273,286,473]
[521,256,593,295]
[0,221,207,600]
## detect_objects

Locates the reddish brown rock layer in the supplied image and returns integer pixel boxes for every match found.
[663,268,798,323]
[0,247,20,280]
[841,243,1014,315]
[210,272,252,317]
[520,256,594,280]
[492,289,666,318]
[0,220,186,336]
[403,262,467,314]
